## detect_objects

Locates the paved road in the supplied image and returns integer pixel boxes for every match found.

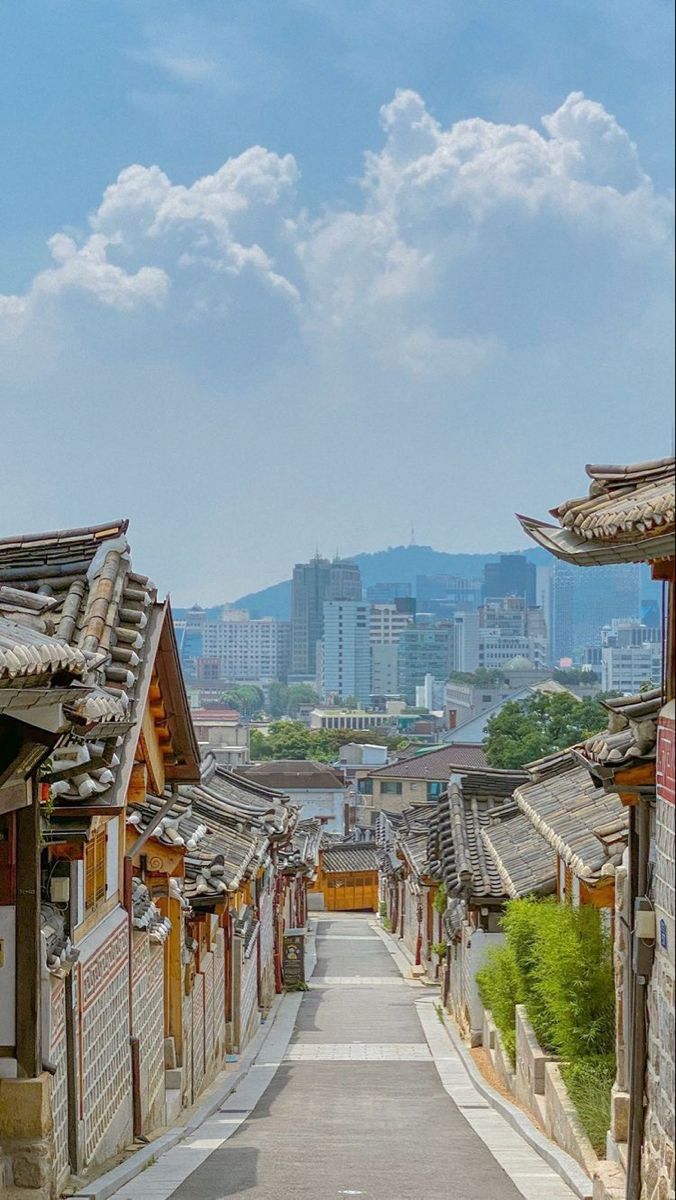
[163,914,563,1200]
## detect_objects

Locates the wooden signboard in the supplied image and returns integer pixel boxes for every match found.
[283,929,305,987]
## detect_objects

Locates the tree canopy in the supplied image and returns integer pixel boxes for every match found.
[218,684,265,717]
[448,668,508,686]
[267,683,320,719]
[483,691,609,769]
[250,721,405,763]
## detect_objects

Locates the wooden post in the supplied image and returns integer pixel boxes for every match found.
[162,894,184,1064]
[15,780,41,1078]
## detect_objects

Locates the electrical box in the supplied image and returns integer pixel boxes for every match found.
[633,897,656,977]
[50,876,70,904]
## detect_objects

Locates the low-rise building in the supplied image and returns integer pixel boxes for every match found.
[357,743,487,818]
[189,706,251,768]
[309,707,393,732]
[236,760,349,835]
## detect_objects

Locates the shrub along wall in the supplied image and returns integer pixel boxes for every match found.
[476,897,615,1153]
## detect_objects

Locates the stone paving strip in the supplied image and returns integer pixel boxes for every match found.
[284,1041,431,1061]
[309,975,407,986]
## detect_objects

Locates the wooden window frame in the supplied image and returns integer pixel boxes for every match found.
[84,828,107,915]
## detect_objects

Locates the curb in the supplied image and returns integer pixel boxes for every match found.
[73,926,317,1200]
[436,1008,593,1200]
[375,921,592,1200]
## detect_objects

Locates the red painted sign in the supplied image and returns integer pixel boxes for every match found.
[656,713,675,806]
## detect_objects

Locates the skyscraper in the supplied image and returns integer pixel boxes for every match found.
[552,562,575,663]
[291,556,362,677]
[321,600,371,704]
[483,554,537,606]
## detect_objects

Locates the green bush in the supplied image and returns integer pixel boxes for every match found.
[476,944,522,1063]
[561,1054,616,1155]
[477,899,615,1065]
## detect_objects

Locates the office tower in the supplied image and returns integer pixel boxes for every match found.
[322,600,371,704]
[398,625,455,704]
[366,582,412,603]
[291,556,362,676]
[552,562,575,663]
[483,554,537,606]
[415,575,483,616]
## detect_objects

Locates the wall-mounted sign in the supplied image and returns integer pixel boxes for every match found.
[660,918,668,951]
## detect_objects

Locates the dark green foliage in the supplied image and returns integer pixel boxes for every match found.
[268,682,320,719]
[218,684,265,717]
[484,692,608,769]
[561,1055,616,1155]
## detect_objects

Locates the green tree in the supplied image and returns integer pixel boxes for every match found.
[484,691,608,769]
[220,684,265,718]
[287,684,320,715]
[249,720,405,763]
[268,682,289,719]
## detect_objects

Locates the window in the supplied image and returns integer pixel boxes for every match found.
[380,781,403,795]
[427,781,444,800]
[84,828,107,914]
[358,779,373,795]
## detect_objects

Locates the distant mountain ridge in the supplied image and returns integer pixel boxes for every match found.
[174,544,551,622]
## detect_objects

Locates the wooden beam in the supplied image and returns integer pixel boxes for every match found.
[15,780,41,1078]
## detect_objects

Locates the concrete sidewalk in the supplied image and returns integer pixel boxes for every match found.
[105,913,579,1200]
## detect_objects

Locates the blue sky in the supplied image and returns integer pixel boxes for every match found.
[1,1,674,603]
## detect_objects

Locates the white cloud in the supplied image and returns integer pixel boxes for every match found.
[1,90,672,375]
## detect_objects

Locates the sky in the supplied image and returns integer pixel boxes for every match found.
[1,0,674,605]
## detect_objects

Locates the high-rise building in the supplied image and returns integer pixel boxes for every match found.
[415,575,482,616]
[483,554,536,606]
[600,620,663,693]
[451,611,481,673]
[291,556,362,676]
[200,611,291,683]
[572,563,640,651]
[366,581,412,603]
[552,562,575,663]
[475,597,549,671]
[398,625,455,703]
[369,598,415,696]
[321,600,371,704]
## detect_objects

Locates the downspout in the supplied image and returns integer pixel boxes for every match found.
[415,901,423,967]
[124,787,179,1139]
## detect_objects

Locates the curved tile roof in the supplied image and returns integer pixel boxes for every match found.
[518,457,675,565]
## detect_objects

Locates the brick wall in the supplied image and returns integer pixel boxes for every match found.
[77,914,131,1165]
[49,976,69,1188]
[642,706,675,1200]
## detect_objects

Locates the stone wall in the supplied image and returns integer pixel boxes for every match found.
[642,705,675,1200]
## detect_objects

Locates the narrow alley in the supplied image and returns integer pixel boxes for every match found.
[108,915,578,1200]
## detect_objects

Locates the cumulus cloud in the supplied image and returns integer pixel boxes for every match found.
[1,90,672,373]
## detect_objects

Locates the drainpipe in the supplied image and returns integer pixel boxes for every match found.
[415,902,423,967]
[124,788,179,1139]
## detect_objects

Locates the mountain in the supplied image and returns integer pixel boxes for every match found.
[174,545,551,622]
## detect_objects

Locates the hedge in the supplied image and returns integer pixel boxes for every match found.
[476,898,615,1063]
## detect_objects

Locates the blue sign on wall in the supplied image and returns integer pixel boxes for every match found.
[659,918,668,951]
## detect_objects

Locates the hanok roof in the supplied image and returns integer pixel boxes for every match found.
[0,521,200,814]
[128,758,295,903]
[481,804,556,900]
[321,842,379,874]
[279,819,323,877]
[429,768,528,901]
[518,457,675,566]
[515,754,627,882]
[364,743,488,781]
[237,759,346,791]
[395,805,437,880]
[576,687,663,771]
